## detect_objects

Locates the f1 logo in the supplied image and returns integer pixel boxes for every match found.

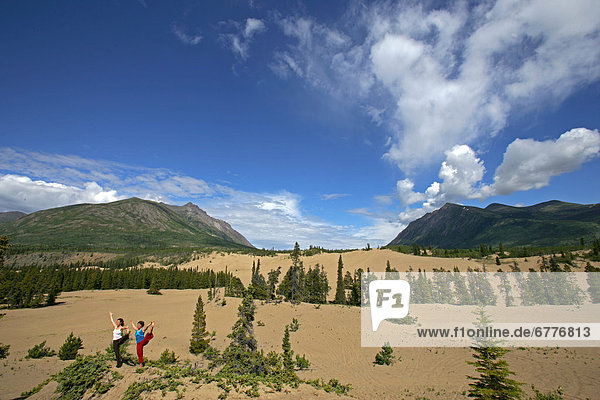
[369,279,411,331]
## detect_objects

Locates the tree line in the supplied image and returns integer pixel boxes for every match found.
[0,265,244,309]
[385,238,600,260]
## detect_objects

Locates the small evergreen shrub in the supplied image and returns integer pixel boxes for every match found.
[203,346,220,361]
[289,318,300,332]
[26,341,56,359]
[0,343,9,359]
[20,378,51,398]
[58,332,83,360]
[55,355,111,399]
[295,354,310,370]
[529,386,564,400]
[374,343,394,365]
[265,351,281,370]
[158,349,178,365]
[306,378,352,395]
[389,315,418,325]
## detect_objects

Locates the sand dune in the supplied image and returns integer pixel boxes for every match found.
[1,288,599,399]
[174,249,594,287]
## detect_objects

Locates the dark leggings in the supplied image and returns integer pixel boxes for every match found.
[113,333,129,366]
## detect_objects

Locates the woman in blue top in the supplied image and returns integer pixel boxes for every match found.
[131,320,154,366]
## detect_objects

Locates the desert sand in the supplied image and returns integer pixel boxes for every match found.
[171,248,595,290]
[1,249,598,399]
[1,287,599,399]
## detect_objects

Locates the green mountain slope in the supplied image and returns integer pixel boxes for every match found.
[388,201,600,248]
[0,211,27,224]
[0,198,253,249]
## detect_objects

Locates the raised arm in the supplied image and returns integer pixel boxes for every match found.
[131,321,137,331]
[109,311,116,328]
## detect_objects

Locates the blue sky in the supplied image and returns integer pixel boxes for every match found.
[1,0,599,249]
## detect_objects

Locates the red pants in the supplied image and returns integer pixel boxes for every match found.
[136,333,153,363]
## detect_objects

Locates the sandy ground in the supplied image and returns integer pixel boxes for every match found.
[1,288,599,400]
[174,249,595,286]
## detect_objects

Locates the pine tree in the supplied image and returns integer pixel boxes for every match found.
[290,242,301,268]
[495,270,514,307]
[319,265,330,302]
[221,293,261,374]
[147,275,162,295]
[249,259,268,300]
[189,294,210,354]
[0,235,9,268]
[412,242,420,256]
[593,238,600,256]
[58,332,83,360]
[267,267,281,300]
[467,347,523,399]
[467,308,523,399]
[334,255,346,304]
[586,263,600,303]
[282,325,295,377]
[0,343,9,359]
[343,271,353,288]
[480,243,488,257]
[374,343,394,365]
[46,287,56,306]
[226,293,257,353]
[277,246,305,303]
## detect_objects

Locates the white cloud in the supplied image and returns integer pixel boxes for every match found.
[201,191,380,249]
[438,145,489,201]
[386,127,600,226]
[321,193,349,201]
[244,18,266,38]
[270,52,304,78]
[270,15,372,97]
[0,147,216,202]
[396,178,425,206]
[0,174,124,213]
[391,145,488,214]
[492,128,600,195]
[347,208,375,217]
[352,217,407,245]
[0,148,395,249]
[363,105,385,126]
[222,18,266,60]
[270,1,600,173]
[397,205,435,224]
[373,195,393,205]
[173,26,202,45]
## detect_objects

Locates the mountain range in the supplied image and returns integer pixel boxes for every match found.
[2,198,598,251]
[0,198,253,249]
[388,200,600,248]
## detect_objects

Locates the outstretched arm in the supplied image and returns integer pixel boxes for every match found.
[109,312,116,328]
